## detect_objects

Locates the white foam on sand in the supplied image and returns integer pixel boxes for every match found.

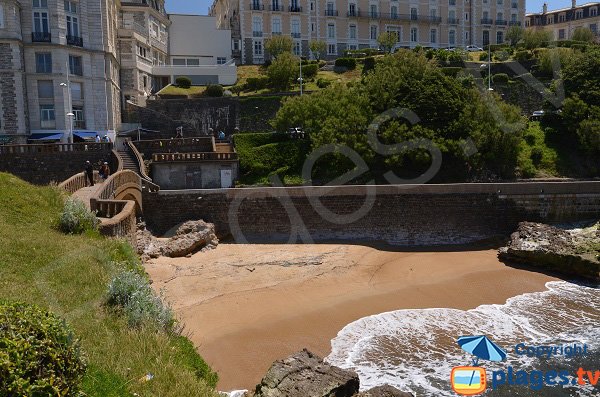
[220,390,248,397]
[326,281,600,396]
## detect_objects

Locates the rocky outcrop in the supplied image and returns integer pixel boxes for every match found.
[499,221,600,281]
[136,220,218,259]
[253,349,359,397]
[355,385,413,397]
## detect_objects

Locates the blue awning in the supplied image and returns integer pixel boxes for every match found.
[28,133,64,141]
[73,132,100,139]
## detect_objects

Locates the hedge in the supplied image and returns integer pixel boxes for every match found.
[441,67,462,77]
[316,78,331,88]
[493,73,510,84]
[206,84,224,97]
[175,76,192,88]
[302,64,319,79]
[334,57,357,70]
[245,76,269,91]
[362,56,376,75]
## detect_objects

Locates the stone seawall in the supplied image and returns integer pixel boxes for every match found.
[143,182,600,245]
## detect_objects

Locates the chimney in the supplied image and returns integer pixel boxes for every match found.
[572,0,576,8]
[543,2,548,13]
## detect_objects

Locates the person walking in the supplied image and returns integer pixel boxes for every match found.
[100,162,110,180]
[85,161,94,186]
[95,134,101,143]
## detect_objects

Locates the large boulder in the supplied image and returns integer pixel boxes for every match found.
[253,349,359,397]
[161,220,218,257]
[355,385,413,397]
[498,221,600,281]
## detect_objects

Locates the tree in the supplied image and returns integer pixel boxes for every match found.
[267,52,299,91]
[265,36,293,58]
[506,25,524,46]
[523,29,553,49]
[377,32,398,53]
[309,40,326,61]
[571,26,594,43]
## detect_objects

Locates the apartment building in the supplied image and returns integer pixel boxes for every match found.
[210,0,526,64]
[525,1,599,40]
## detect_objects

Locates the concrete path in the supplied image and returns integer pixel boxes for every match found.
[72,182,103,209]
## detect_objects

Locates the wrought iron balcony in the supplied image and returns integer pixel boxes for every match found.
[67,35,83,47]
[253,31,263,37]
[249,2,264,10]
[495,19,508,25]
[289,5,302,12]
[32,31,51,42]
[325,9,338,16]
[269,4,283,11]
[291,32,301,38]
[447,17,460,24]
[509,20,521,26]
[347,10,360,17]
[481,18,494,24]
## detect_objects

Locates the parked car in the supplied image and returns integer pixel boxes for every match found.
[466,45,484,52]
[530,110,545,120]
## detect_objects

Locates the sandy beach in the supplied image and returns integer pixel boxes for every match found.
[145,243,556,392]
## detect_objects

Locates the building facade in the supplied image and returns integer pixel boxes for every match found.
[525,1,599,40]
[210,0,526,64]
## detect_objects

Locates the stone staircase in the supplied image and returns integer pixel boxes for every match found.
[117,145,142,175]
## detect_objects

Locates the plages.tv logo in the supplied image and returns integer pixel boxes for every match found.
[450,335,507,396]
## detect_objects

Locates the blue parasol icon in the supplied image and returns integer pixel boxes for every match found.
[457,335,507,387]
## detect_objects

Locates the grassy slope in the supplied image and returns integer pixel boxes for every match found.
[0,173,218,397]
[157,85,206,97]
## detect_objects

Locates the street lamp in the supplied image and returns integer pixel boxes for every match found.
[487,43,493,91]
[60,61,74,143]
[297,56,303,96]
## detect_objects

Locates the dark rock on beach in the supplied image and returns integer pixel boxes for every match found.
[136,220,218,260]
[498,221,600,281]
[356,385,413,397]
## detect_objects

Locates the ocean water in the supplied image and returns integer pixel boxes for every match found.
[326,281,600,396]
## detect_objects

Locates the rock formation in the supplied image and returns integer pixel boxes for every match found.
[355,385,414,397]
[499,221,600,281]
[136,220,218,259]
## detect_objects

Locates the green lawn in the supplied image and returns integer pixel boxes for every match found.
[157,85,206,97]
[0,173,219,397]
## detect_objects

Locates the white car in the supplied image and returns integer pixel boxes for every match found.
[466,45,484,52]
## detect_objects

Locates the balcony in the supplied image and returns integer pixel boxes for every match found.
[511,2,518,8]
[269,4,283,11]
[447,17,460,24]
[67,35,83,47]
[481,18,494,25]
[422,15,442,23]
[289,5,302,12]
[368,11,379,18]
[291,32,301,38]
[249,2,264,10]
[379,13,410,21]
[325,9,338,16]
[347,10,360,17]
[31,31,51,42]
[509,20,521,26]
[253,31,263,37]
[495,19,508,25]
[272,31,282,35]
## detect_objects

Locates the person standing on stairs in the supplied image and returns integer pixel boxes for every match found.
[85,161,94,187]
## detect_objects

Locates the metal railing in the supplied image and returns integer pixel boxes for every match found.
[67,35,83,47]
[0,142,111,154]
[269,4,283,11]
[289,5,302,12]
[152,152,239,162]
[291,32,301,38]
[249,2,264,10]
[447,17,460,24]
[32,32,51,42]
[253,31,263,37]
[495,19,508,25]
[325,9,338,16]
[481,18,494,24]
[509,21,521,26]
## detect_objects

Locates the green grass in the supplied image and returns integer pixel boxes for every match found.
[517,122,559,178]
[0,173,219,397]
[158,85,206,97]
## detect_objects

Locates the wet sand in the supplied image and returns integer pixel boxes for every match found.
[144,243,556,392]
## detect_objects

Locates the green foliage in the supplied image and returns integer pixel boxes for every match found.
[334,57,357,70]
[562,46,600,105]
[447,49,467,64]
[0,302,86,396]
[377,32,398,53]
[302,63,319,79]
[106,270,177,332]
[514,49,532,62]
[267,52,299,91]
[479,52,489,61]
[493,73,510,84]
[265,35,293,58]
[175,76,192,88]
[441,67,462,77]
[506,25,524,46]
[523,29,553,49]
[59,197,99,234]
[362,56,376,75]
[205,84,224,97]
[316,77,331,88]
[571,27,595,43]
[494,50,510,61]
[517,122,559,178]
[309,40,326,60]
[230,84,244,96]
[536,47,574,77]
[245,76,270,91]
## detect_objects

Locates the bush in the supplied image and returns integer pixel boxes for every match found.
[493,73,510,84]
[514,50,531,62]
[318,60,327,68]
[175,76,192,89]
[245,76,269,91]
[316,78,331,89]
[479,52,489,61]
[59,197,99,234]
[362,56,376,75]
[205,84,224,97]
[302,63,319,79]
[106,270,177,332]
[267,52,299,91]
[494,50,510,62]
[230,84,244,96]
[441,67,462,77]
[334,57,357,70]
[0,302,86,396]
[530,147,544,166]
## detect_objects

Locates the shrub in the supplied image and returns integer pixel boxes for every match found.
[493,73,510,84]
[316,78,331,89]
[441,67,462,77]
[362,56,376,75]
[494,50,510,62]
[267,52,299,91]
[530,147,544,166]
[479,52,489,61]
[302,63,319,79]
[0,302,86,396]
[106,270,177,332]
[245,76,269,91]
[175,76,192,89]
[230,84,244,96]
[318,60,327,68]
[514,50,531,62]
[334,57,357,70]
[59,197,99,234]
[205,84,224,97]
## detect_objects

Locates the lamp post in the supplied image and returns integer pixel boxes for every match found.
[297,56,303,96]
[59,61,74,143]
[487,43,493,91]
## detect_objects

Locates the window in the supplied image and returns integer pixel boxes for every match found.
[64,1,77,13]
[66,15,79,37]
[0,4,4,29]
[410,27,417,42]
[348,44,357,50]
[449,30,456,45]
[449,0,456,5]
[591,8,598,17]
[511,14,517,22]
[430,9,437,18]
[558,29,565,39]
[483,11,489,20]
[326,2,334,13]
[186,58,200,66]
[254,40,263,55]
[430,29,437,43]
[40,104,55,123]
[497,12,503,21]
[33,0,48,8]
[370,25,377,40]
[387,27,400,42]
[33,11,49,32]
[143,75,148,89]
[293,41,301,55]
[349,24,356,39]
[252,16,262,33]
[233,40,240,51]
[71,81,82,100]
[69,55,82,76]
[327,43,336,55]
[496,31,503,44]
[391,6,398,18]
[292,19,300,34]
[137,45,148,58]
[449,10,456,20]
[327,23,335,38]
[72,106,85,129]
[410,7,417,20]
[465,31,469,41]
[272,17,281,33]
[559,14,565,22]
[311,22,314,32]
[172,58,186,66]
[35,53,52,73]
[217,57,227,64]
[37,80,53,98]
[497,0,503,4]
[575,10,583,19]
[370,4,377,18]
[310,1,314,11]
[349,3,356,16]
[483,30,489,46]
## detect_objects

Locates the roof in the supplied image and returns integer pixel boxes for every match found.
[526,1,600,16]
